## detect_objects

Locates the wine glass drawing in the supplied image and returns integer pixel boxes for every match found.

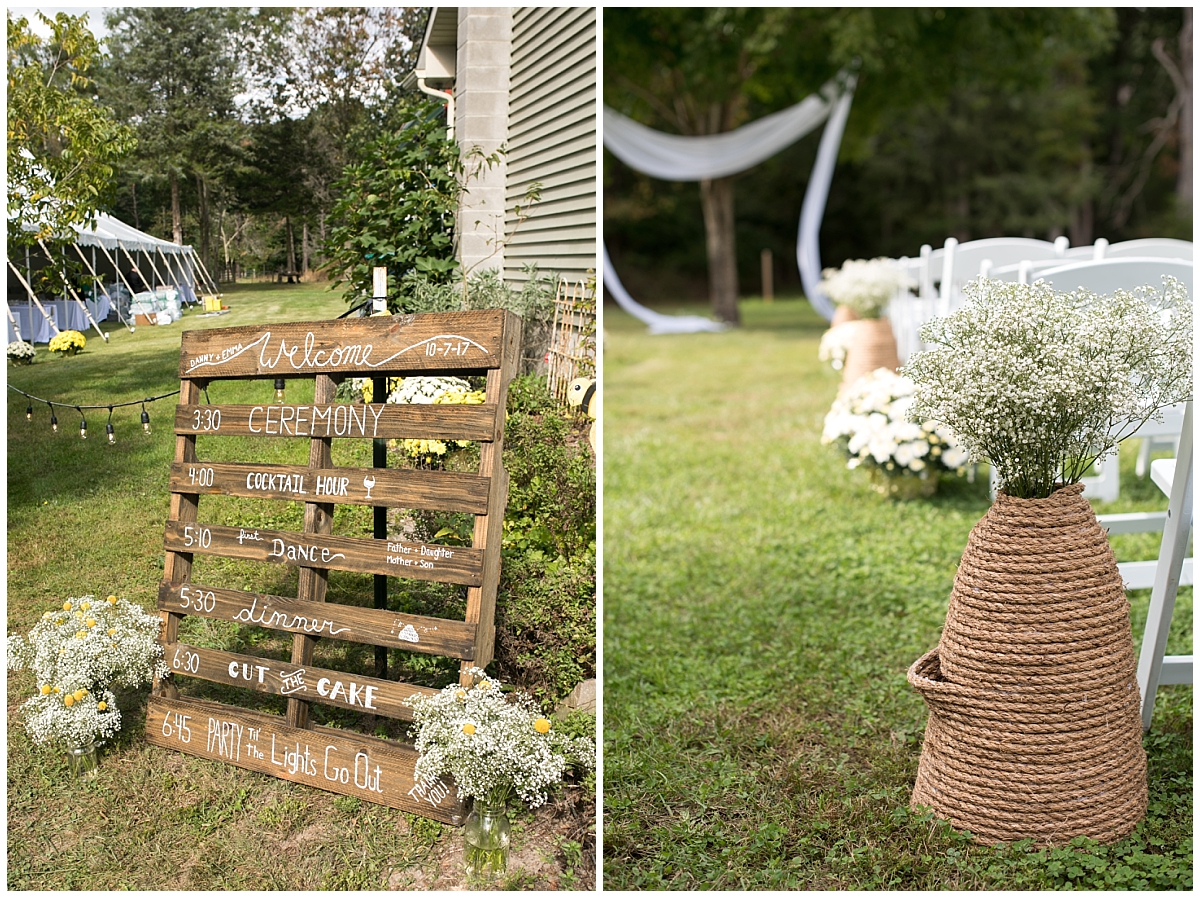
[363,474,376,500]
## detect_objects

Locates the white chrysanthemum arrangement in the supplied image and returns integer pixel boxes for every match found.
[350,376,486,463]
[818,258,914,319]
[7,595,168,749]
[818,326,853,370]
[406,669,595,809]
[822,368,969,482]
[903,276,1192,499]
[8,340,36,363]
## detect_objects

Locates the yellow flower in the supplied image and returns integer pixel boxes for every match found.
[80,602,91,611]
[63,695,75,707]
[97,701,107,711]
[455,689,467,702]
[108,629,116,636]
[76,630,87,639]
[42,612,52,620]
[476,681,491,691]
[462,723,476,735]
[40,684,51,695]
[53,687,61,693]
[86,618,96,627]
[107,595,117,605]
[63,602,72,611]
[534,718,551,734]
[74,689,86,701]
[74,611,83,619]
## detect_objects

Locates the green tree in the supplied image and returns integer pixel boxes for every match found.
[604,8,1120,313]
[7,12,135,245]
[323,98,462,305]
[100,6,246,267]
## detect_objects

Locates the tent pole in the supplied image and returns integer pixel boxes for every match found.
[97,242,143,325]
[7,258,62,337]
[4,297,21,338]
[72,242,135,332]
[117,241,150,292]
[193,251,221,296]
[141,245,170,293]
[155,247,190,304]
[37,239,109,343]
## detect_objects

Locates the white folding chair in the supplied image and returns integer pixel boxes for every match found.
[1104,238,1193,261]
[1130,401,1193,729]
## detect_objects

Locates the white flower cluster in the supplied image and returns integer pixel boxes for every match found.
[822,368,969,476]
[903,276,1193,498]
[818,326,852,370]
[7,595,168,748]
[406,669,595,809]
[8,340,36,361]
[349,376,485,462]
[818,258,914,319]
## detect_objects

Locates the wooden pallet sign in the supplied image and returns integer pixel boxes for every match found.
[145,310,521,823]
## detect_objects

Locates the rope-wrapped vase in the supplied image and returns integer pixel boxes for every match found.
[908,483,1147,846]
[839,318,900,393]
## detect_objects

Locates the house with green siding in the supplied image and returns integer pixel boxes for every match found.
[405,7,597,289]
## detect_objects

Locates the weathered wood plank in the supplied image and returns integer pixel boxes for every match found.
[157,582,477,659]
[168,461,490,514]
[178,311,513,378]
[162,522,483,585]
[173,402,498,442]
[145,695,464,822]
[161,642,440,720]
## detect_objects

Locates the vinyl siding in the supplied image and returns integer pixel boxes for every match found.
[505,6,596,288]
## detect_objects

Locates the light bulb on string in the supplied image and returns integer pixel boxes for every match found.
[275,378,286,404]
[49,403,58,433]
[141,403,151,434]
[106,407,115,445]
[78,407,87,440]
[26,401,33,421]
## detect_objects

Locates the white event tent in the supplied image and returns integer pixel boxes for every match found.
[7,212,218,344]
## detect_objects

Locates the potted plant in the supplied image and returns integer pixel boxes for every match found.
[406,669,596,880]
[349,375,486,467]
[821,368,970,499]
[817,258,912,390]
[47,329,86,357]
[900,275,1191,845]
[8,340,36,365]
[7,595,168,778]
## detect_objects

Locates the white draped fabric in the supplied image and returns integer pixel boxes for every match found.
[603,74,855,330]
[602,84,840,181]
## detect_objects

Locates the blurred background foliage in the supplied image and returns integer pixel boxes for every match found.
[604,7,1191,303]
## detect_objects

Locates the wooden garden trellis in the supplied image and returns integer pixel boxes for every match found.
[145,310,521,823]
[546,277,596,405]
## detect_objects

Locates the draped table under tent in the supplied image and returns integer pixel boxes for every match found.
[603,70,858,331]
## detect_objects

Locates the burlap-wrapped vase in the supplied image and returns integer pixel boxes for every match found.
[908,483,1147,846]
[831,304,859,327]
[839,317,901,392]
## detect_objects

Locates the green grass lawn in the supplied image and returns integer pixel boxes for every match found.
[6,282,586,890]
[600,298,1192,890]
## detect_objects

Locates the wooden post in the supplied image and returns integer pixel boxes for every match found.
[372,266,389,680]
[761,248,774,302]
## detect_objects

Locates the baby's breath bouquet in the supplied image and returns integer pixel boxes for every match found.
[47,329,86,356]
[903,276,1192,499]
[7,595,168,750]
[406,669,595,810]
[819,258,914,319]
[818,326,852,370]
[822,368,969,497]
[8,340,36,364]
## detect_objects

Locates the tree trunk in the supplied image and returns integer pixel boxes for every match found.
[170,171,183,245]
[286,216,297,281]
[1179,9,1193,216]
[131,180,139,230]
[196,174,211,274]
[302,221,310,275]
[699,176,739,324]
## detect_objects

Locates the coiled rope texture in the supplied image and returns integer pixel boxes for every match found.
[908,483,1148,846]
